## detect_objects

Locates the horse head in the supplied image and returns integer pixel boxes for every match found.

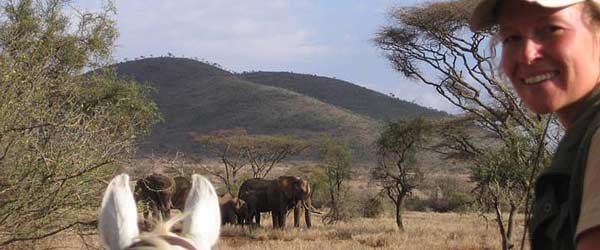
[99,174,220,250]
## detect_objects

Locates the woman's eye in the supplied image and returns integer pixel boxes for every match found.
[502,34,520,45]
[546,25,563,34]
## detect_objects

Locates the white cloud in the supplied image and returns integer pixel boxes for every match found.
[112,0,327,64]
[73,0,458,113]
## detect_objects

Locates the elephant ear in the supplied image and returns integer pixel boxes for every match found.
[279,176,296,199]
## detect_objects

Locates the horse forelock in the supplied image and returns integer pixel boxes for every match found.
[125,216,198,250]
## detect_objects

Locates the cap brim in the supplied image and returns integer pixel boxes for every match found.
[469,0,586,32]
[536,0,585,8]
[469,0,499,32]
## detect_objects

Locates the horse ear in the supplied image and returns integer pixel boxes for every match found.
[182,174,220,249]
[99,174,139,250]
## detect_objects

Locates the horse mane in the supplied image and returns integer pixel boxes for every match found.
[127,213,191,250]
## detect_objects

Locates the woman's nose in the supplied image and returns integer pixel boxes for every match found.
[518,38,543,65]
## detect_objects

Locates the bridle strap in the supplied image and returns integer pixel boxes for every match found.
[127,235,197,250]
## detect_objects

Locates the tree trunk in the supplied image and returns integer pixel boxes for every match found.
[395,197,404,231]
[506,204,517,250]
[327,185,339,223]
[494,202,512,250]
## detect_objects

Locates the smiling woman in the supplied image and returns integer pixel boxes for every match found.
[470,0,600,249]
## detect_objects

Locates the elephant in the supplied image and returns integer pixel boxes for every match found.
[238,176,318,229]
[134,173,175,228]
[218,193,249,225]
[172,176,191,211]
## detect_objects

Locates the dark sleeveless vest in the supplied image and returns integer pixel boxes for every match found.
[530,86,600,250]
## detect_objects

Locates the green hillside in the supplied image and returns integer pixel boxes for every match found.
[113,57,380,156]
[238,71,448,121]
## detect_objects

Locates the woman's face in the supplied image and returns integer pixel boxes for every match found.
[499,0,600,123]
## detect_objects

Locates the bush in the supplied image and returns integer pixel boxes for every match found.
[361,194,385,218]
[0,1,160,245]
[428,192,472,212]
[404,197,430,212]
[404,176,473,213]
[307,169,328,209]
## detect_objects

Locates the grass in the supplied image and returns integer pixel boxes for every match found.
[216,212,522,250]
[5,211,527,250]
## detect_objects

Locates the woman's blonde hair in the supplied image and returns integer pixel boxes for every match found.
[584,0,600,29]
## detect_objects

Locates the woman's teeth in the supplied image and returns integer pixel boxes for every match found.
[523,72,556,85]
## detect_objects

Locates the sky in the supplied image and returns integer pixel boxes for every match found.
[75,0,457,113]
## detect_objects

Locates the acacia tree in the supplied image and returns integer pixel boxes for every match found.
[192,129,310,194]
[0,0,160,246]
[317,136,352,224]
[471,129,550,250]
[245,135,310,178]
[191,129,249,194]
[374,0,554,248]
[371,117,431,231]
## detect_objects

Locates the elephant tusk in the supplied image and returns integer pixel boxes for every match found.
[302,201,322,214]
[309,207,323,214]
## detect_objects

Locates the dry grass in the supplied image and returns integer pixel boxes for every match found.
[216,212,525,250]
[6,211,527,250]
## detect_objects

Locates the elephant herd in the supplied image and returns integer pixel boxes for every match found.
[134,173,319,229]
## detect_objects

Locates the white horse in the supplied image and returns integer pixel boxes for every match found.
[99,174,220,250]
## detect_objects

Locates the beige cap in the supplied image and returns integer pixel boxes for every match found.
[470,0,588,32]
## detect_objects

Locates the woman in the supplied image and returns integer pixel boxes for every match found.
[470,0,600,249]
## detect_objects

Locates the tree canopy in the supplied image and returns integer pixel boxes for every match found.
[375,0,556,248]
[0,0,160,246]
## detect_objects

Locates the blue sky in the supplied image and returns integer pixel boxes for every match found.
[76,0,457,113]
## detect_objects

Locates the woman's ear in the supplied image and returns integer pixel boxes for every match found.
[98,174,140,250]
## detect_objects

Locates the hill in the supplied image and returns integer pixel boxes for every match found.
[238,71,448,121]
[113,57,381,157]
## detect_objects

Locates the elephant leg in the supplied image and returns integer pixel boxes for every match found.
[305,206,312,228]
[151,202,160,221]
[142,203,151,230]
[279,211,286,228]
[237,214,243,226]
[255,211,261,227]
[294,206,300,227]
[271,212,279,228]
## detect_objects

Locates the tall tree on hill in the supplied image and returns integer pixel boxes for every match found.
[374,0,555,248]
[371,117,432,231]
[0,0,160,246]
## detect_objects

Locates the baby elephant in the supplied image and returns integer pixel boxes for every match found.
[134,173,175,228]
[218,193,249,225]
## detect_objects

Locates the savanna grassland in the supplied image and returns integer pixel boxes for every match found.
[4,160,527,250]
[8,211,523,250]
